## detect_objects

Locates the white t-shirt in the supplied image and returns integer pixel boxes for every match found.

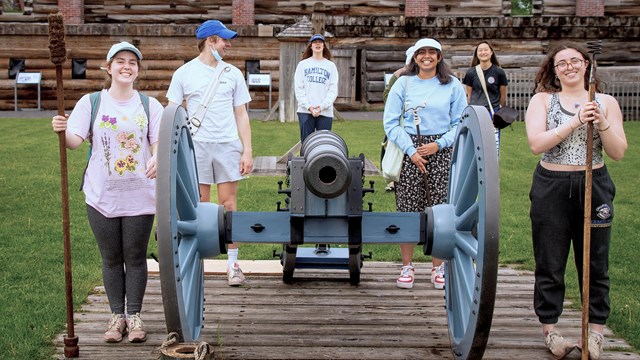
[66,90,163,217]
[166,58,251,143]
[294,57,339,117]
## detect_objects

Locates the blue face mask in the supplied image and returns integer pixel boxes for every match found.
[211,48,223,61]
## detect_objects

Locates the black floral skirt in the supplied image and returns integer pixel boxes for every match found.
[395,134,452,212]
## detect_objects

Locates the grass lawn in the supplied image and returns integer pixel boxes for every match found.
[0,116,638,358]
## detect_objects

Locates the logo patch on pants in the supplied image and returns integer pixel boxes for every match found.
[596,204,611,220]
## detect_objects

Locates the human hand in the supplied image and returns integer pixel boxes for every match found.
[410,152,428,174]
[51,114,69,133]
[240,152,253,176]
[416,142,439,157]
[310,105,321,117]
[579,101,601,125]
[145,154,157,179]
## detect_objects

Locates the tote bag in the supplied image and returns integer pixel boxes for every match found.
[381,77,408,183]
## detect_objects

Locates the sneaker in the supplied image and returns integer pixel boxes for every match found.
[396,265,414,289]
[227,262,246,286]
[586,331,604,360]
[431,264,445,290]
[103,313,126,343]
[126,313,147,343]
[544,329,575,359]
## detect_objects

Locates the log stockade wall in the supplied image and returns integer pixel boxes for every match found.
[1,1,640,118]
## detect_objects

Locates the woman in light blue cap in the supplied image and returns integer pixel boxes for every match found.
[52,41,164,343]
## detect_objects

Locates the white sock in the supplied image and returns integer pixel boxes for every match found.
[227,248,238,268]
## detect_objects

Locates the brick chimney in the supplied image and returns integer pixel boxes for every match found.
[576,0,604,17]
[405,0,430,17]
[58,0,84,25]
[232,0,255,25]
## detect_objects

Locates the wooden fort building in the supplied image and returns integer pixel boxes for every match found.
[1,0,639,120]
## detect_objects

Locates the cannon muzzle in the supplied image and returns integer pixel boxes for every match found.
[300,130,351,198]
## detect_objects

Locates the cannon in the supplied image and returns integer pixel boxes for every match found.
[156,104,499,360]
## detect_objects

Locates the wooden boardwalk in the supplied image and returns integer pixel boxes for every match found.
[55,262,639,359]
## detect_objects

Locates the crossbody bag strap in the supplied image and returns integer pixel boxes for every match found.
[399,75,408,127]
[475,64,495,115]
[188,65,231,136]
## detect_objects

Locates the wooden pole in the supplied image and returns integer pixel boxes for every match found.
[581,40,601,360]
[48,13,79,358]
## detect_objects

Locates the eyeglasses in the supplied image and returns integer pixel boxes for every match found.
[554,57,585,71]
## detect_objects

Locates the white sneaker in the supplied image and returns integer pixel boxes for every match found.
[396,265,414,289]
[585,330,604,360]
[227,262,246,286]
[544,329,575,359]
[431,264,445,290]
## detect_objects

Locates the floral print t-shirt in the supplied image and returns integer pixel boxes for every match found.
[67,90,162,217]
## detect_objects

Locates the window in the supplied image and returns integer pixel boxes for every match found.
[72,59,87,79]
[512,0,532,16]
[8,58,25,79]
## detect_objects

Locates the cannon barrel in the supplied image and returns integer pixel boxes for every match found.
[300,130,351,199]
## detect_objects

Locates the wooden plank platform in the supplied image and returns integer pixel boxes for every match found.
[54,262,639,359]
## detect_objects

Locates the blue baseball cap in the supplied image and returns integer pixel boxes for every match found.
[195,20,238,40]
[309,34,325,43]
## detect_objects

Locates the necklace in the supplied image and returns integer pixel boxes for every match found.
[560,93,586,109]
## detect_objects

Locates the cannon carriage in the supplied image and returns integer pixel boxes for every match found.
[156,104,499,359]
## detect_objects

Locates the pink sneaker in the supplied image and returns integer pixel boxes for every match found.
[396,265,415,289]
[431,264,445,290]
[126,313,147,343]
[103,313,126,343]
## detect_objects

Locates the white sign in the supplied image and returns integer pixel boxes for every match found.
[16,72,41,84]
[247,73,271,86]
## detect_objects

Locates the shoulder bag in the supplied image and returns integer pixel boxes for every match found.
[381,76,409,183]
[188,65,231,136]
[476,65,517,129]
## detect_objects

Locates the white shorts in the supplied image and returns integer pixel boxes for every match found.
[193,139,244,185]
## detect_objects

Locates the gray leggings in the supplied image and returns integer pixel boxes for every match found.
[86,205,154,315]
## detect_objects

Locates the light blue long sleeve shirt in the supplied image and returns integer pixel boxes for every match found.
[383,74,467,158]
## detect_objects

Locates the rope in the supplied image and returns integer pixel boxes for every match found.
[160,332,179,350]
[194,342,212,360]
[158,333,213,360]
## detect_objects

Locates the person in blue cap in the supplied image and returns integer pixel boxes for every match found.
[167,20,253,286]
[293,33,339,143]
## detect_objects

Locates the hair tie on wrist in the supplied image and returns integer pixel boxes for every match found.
[578,110,585,124]
[598,124,611,133]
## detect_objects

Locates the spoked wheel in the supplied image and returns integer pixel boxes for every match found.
[429,105,500,360]
[156,104,225,342]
